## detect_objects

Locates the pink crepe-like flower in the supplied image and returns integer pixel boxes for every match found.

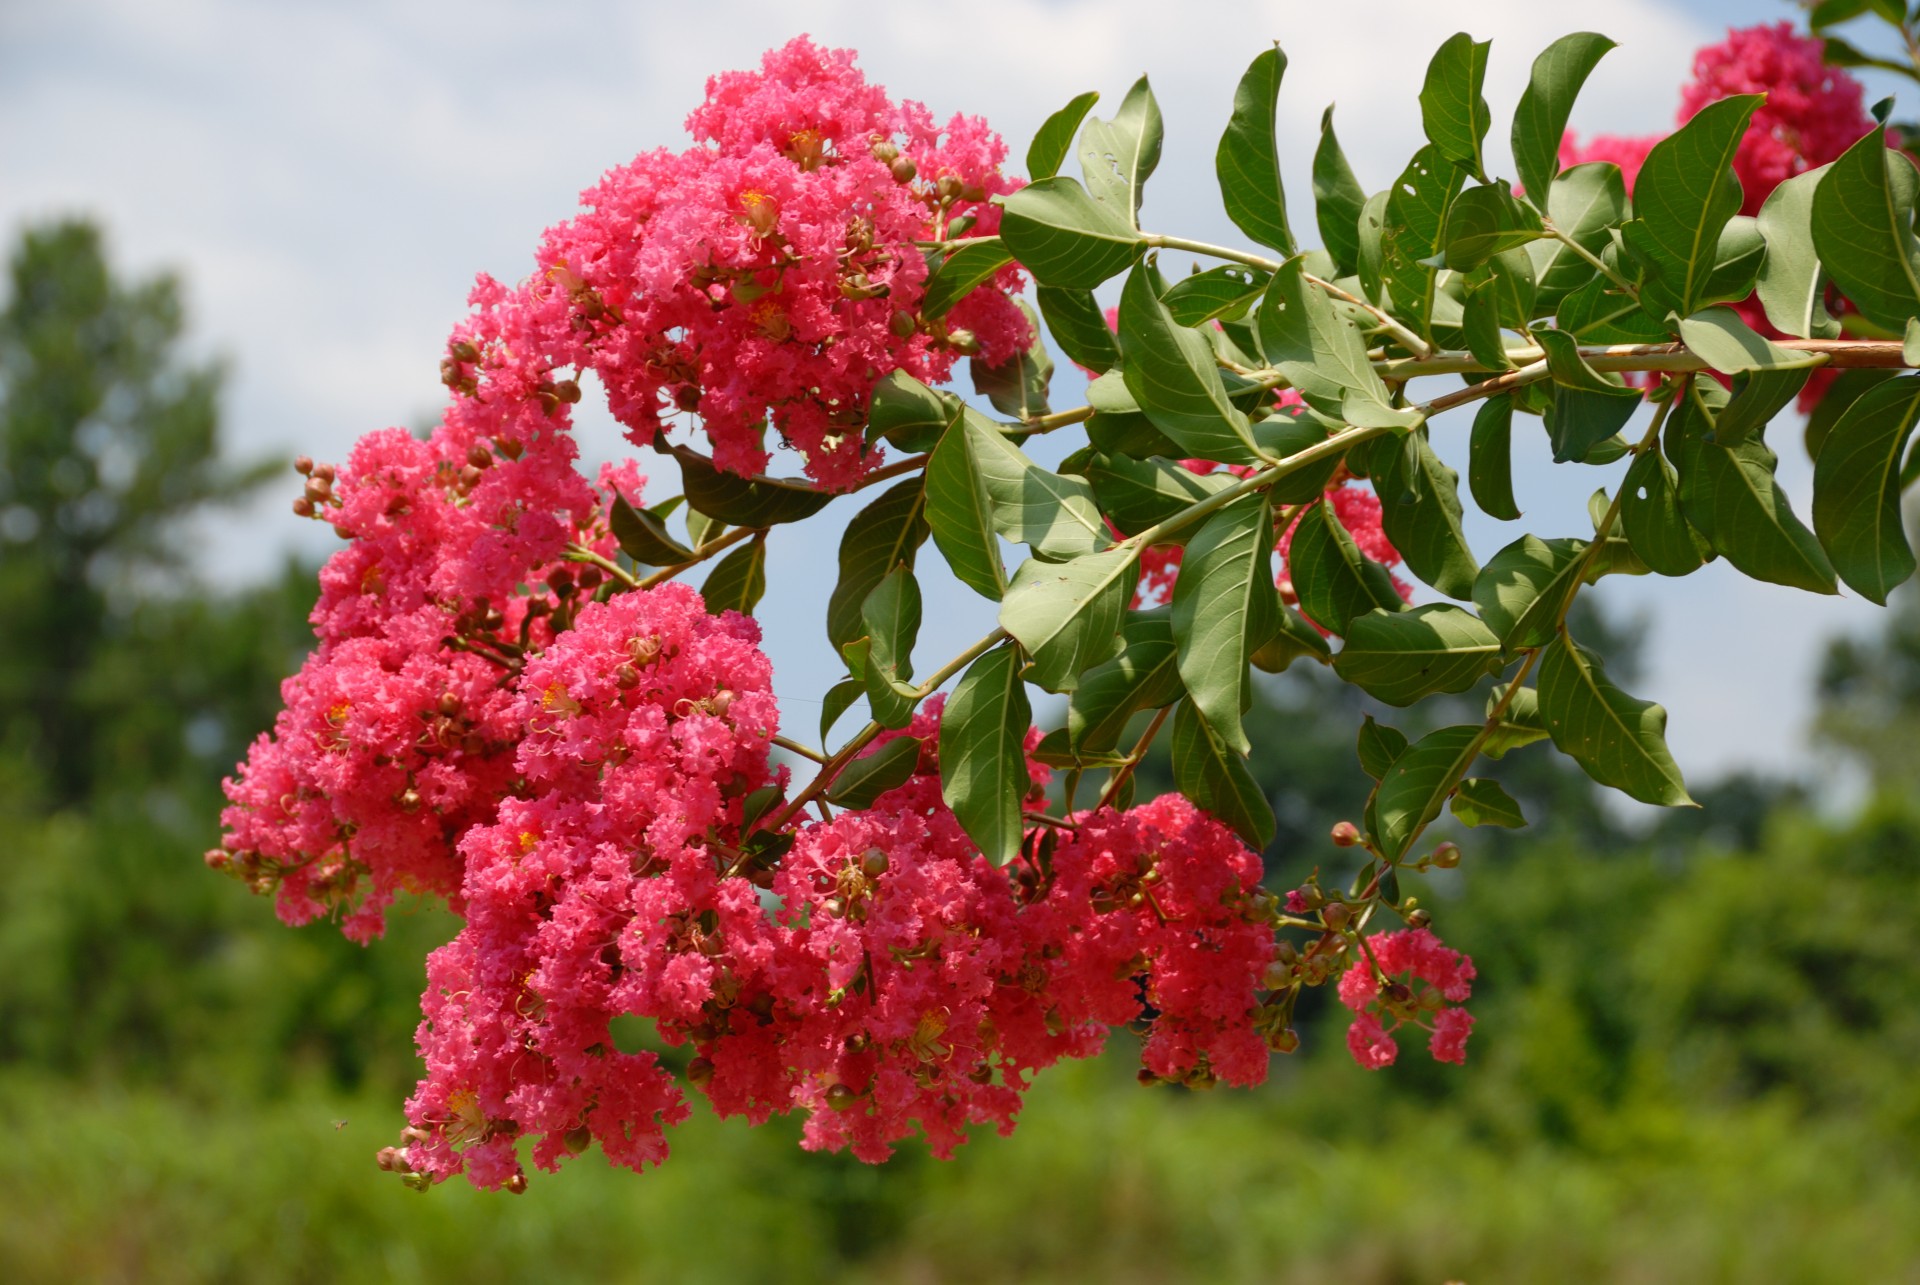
[1337,928,1476,1071]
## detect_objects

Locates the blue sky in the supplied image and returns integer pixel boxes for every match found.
[1,0,1908,792]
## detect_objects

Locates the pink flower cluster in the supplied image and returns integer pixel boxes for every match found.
[1336,928,1476,1070]
[449,35,1028,491]
[393,699,1280,1189]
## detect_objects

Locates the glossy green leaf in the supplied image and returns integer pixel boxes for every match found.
[1537,328,1624,392]
[820,678,863,746]
[702,539,767,616]
[1420,33,1492,178]
[1622,94,1762,315]
[1713,367,1811,449]
[685,507,725,551]
[1382,145,1469,338]
[867,371,960,452]
[1170,697,1274,849]
[998,547,1138,692]
[1443,182,1544,270]
[939,644,1033,865]
[1291,496,1407,635]
[1539,634,1693,806]
[1356,189,1392,306]
[1357,715,1410,780]
[1621,449,1707,576]
[923,407,1009,602]
[1808,369,1902,458]
[827,479,929,654]
[1217,45,1294,255]
[1755,164,1842,340]
[1678,307,1824,374]
[971,300,1054,420]
[1373,725,1482,862]
[671,445,831,527]
[1086,452,1235,538]
[998,177,1143,289]
[1172,497,1279,753]
[1314,107,1367,277]
[1027,90,1100,181]
[826,735,923,808]
[957,408,1106,559]
[859,566,922,728]
[1118,263,1262,464]
[1035,286,1121,374]
[1469,395,1521,520]
[1483,683,1549,759]
[1250,598,1333,672]
[1067,610,1184,753]
[1667,384,1839,594]
[1812,374,1920,603]
[1163,265,1269,327]
[1462,277,1511,370]
[1474,534,1587,650]
[611,494,695,565]
[1369,429,1479,599]
[922,239,1014,319]
[1811,128,1920,333]
[1512,33,1617,203]
[1253,415,1346,504]
[1334,604,1503,706]
[1526,162,1629,310]
[1451,777,1527,828]
[1257,257,1404,423]
[1078,76,1163,225]
[1547,385,1642,464]
[1557,273,1670,344]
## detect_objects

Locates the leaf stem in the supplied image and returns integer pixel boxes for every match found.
[1094,703,1173,811]
[771,734,827,764]
[633,524,760,590]
[1541,219,1638,295]
[564,545,639,588]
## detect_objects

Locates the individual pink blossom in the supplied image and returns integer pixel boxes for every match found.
[1336,927,1476,1071]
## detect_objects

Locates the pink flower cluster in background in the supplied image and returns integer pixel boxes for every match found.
[1336,928,1477,1070]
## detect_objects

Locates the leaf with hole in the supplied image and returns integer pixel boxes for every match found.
[1163,265,1269,326]
[1078,75,1163,226]
[1621,448,1708,576]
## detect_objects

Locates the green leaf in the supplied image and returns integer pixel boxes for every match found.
[1250,598,1333,672]
[924,407,1010,602]
[998,547,1139,692]
[1118,262,1262,464]
[1314,107,1368,277]
[1557,273,1670,344]
[685,507,725,551]
[1622,94,1762,315]
[742,783,784,832]
[923,239,1014,319]
[821,678,863,746]
[1382,146,1470,339]
[1527,163,1629,311]
[1512,33,1617,203]
[1812,128,1920,333]
[952,409,1106,558]
[670,445,832,527]
[702,539,767,615]
[1469,395,1521,521]
[1163,265,1269,326]
[1908,318,1920,367]
[1483,683,1548,758]
[1621,449,1707,576]
[1812,374,1920,603]
[1356,189,1392,306]
[859,566,922,728]
[1035,286,1121,374]
[1697,216,1767,313]
[1462,276,1511,370]
[867,371,960,452]
[939,645,1033,865]
[1334,604,1503,706]
[1667,384,1839,594]
[999,177,1143,289]
[1254,415,1346,504]
[1357,715,1410,780]
[826,736,923,808]
[1217,45,1295,255]
[1755,164,1842,340]
[610,493,695,565]
[1172,497,1279,753]
[1086,373,1183,459]
[827,479,929,654]
[971,300,1054,420]
[1547,385,1642,464]
[1257,256,1405,423]
[1373,725,1482,861]
[1369,429,1480,599]
[1537,328,1625,392]
[1290,496,1407,635]
[1451,777,1527,828]
[1087,452,1235,538]
[1713,367,1812,449]
[1028,90,1100,181]
[1420,33,1492,179]
[1170,698,1274,849]
[1808,369,1903,458]
[1078,76,1163,226]
[1067,610,1184,753]
[1443,182,1545,271]
[1538,634,1693,806]
[1474,534,1587,650]
[1677,307,1824,374]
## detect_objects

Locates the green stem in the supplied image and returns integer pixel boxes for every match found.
[634,524,760,590]
[564,545,639,588]
[1542,220,1638,296]
[1094,703,1173,811]
[772,734,827,765]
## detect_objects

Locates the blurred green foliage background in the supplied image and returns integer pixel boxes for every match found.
[3,220,1918,1283]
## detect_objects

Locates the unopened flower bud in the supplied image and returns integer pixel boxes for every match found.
[1330,820,1361,847]
[312,464,335,484]
[673,384,702,413]
[1386,982,1413,1006]
[554,378,581,404]
[936,174,964,202]
[824,895,847,919]
[686,1057,715,1088]
[1322,901,1351,931]
[1431,842,1461,869]
[889,155,917,184]
[870,139,900,164]
[304,478,331,504]
[563,1125,592,1154]
[449,340,479,363]
[1136,1069,1162,1087]
[615,663,639,688]
[889,310,917,339]
[466,444,493,469]
[1261,960,1293,990]
[860,847,889,878]
[505,1173,528,1195]
[1407,907,1432,929]
[826,1083,857,1112]
[1267,1027,1301,1054]
[292,497,315,517]
[496,437,524,460]
[945,327,978,354]
[293,455,314,475]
